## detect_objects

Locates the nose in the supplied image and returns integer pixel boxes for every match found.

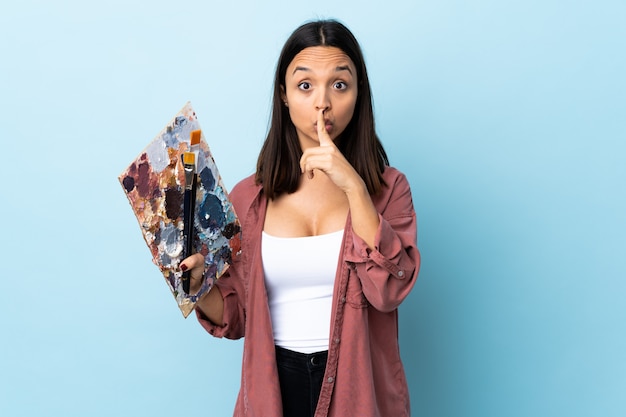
[315,88,331,111]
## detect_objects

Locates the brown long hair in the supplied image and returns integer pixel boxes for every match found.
[256,19,388,199]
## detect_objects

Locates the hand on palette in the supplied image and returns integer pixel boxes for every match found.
[180,253,205,294]
[299,109,364,194]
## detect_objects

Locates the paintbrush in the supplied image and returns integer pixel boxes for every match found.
[190,129,201,155]
[181,131,201,294]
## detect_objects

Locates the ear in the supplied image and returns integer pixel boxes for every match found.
[280,85,287,106]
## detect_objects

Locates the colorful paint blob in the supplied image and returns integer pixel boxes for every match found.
[119,102,241,317]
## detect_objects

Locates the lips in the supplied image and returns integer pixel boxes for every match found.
[314,120,333,133]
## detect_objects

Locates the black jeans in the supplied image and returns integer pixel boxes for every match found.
[275,346,328,417]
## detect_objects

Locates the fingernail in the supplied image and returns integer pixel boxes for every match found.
[180,264,188,272]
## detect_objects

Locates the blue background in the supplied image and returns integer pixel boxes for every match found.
[1,1,624,416]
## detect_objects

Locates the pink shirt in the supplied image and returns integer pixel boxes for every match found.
[197,167,421,417]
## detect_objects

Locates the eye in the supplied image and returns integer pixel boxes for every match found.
[298,82,312,91]
[334,81,348,90]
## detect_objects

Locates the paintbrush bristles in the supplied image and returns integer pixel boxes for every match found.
[190,129,201,146]
[183,152,195,165]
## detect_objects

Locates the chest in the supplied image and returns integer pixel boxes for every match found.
[264,182,349,237]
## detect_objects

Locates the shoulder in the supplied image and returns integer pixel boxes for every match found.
[228,173,263,214]
[230,173,259,196]
[373,166,414,212]
[382,166,406,184]
[382,166,411,196]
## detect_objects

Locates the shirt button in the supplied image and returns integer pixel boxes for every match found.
[334,338,340,344]
[341,297,346,303]
[327,377,334,383]
[397,270,405,277]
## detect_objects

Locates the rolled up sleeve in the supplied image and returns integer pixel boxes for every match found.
[196,278,245,339]
[348,172,420,312]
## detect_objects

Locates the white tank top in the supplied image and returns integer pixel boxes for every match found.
[262,229,344,354]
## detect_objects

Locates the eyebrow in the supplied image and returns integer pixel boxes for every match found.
[292,65,353,75]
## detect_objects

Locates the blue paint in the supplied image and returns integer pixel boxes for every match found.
[199,166,216,191]
[198,193,225,231]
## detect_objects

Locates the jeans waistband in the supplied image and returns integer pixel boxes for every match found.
[275,346,328,369]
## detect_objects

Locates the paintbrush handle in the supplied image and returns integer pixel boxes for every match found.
[182,189,193,293]
[181,174,198,294]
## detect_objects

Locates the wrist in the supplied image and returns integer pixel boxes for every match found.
[343,173,366,194]
[344,177,369,201]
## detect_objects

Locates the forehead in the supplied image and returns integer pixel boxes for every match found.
[287,46,355,74]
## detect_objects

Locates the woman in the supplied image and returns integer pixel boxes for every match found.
[181,19,420,417]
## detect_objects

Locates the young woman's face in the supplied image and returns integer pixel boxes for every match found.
[282,46,358,149]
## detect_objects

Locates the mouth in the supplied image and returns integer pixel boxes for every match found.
[314,120,334,133]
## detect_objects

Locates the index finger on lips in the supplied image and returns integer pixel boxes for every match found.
[317,109,332,147]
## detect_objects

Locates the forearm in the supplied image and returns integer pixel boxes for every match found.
[345,178,379,249]
[195,284,224,326]
[346,170,420,312]
[353,213,419,312]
